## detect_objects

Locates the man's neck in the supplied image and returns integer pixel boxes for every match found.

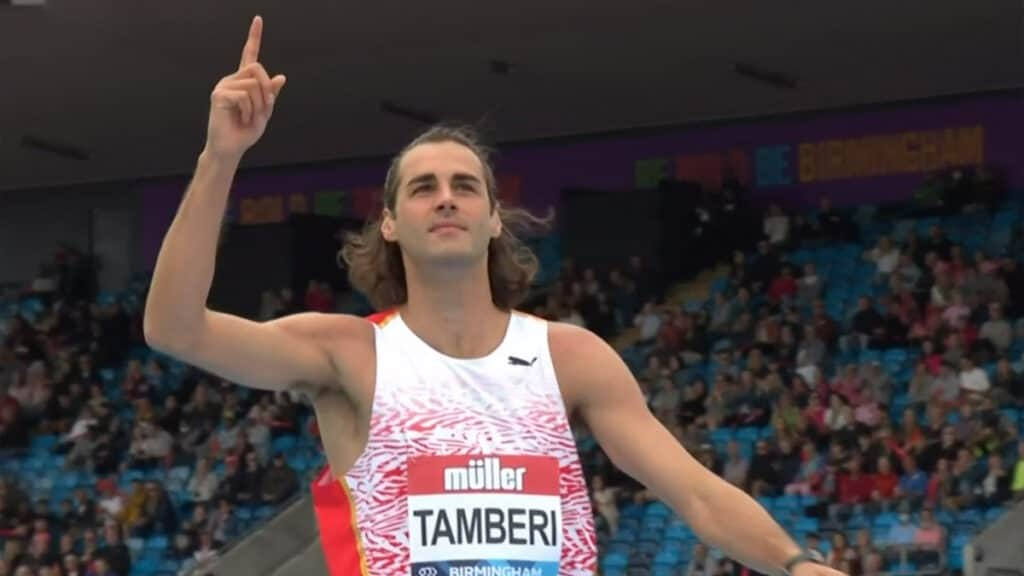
[400,261,510,359]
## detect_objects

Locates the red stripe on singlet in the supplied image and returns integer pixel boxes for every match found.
[310,309,395,575]
[311,470,369,576]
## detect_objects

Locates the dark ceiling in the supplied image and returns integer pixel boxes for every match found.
[2,0,1022,191]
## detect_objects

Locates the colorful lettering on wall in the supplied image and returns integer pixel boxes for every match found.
[798,125,984,183]
[634,125,986,190]
[232,172,522,225]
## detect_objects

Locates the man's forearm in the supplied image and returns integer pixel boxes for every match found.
[144,149,241,350]
[671,480,802,576]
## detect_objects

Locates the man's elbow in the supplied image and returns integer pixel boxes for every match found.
[143,310,203,356]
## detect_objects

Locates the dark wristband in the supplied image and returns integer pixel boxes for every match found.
[782,551,821,576]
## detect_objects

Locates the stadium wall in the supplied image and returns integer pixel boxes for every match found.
[138,92,1024,270]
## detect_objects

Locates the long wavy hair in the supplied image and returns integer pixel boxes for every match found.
[339,125,551,311]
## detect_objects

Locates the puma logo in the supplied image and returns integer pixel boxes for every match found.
[507,355,537,366]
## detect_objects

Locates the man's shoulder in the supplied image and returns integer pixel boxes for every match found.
[547,321,609,357]
[547,321,626,382]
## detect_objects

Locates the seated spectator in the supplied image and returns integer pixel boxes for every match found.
[208,498,241,546]
[796,325,825,369]
[768,266,797,304]
[268,392,300,437]
[992,357,1023,405]
[234,450,264,505]
[885,503,917,547]
[98,522,131,576]
[941,291,972,329]
[825,532,854,569]
[633,301,662,344]
[864,236,900,279]
[590,475,620,537]
[260,453,299,505]
[854,528,880,563]
[853,388,883,428]
[980,302,1013,353]
[824,394,853,433]
[129,481,177,538]
[931,360,961,404]
[746,440,780,496]
[720,440,749,488]
[950,448,980,509]
[683,543,715,576]
[980,453,1013,507]
[0,402,30,450]
[959,355,992,399]
[96,480,124,521]
[871,456,900,505]
[861,552,885,576]
[127,421,173,470]
[784,441,823,496]
[190,531,219,570]
[798,263,824,303]
[896,457,928,505]
[763,204,790,247]
[911,507,946,567]
[895,253,922,290]
[770,391,805,439]
[187,458,219,504]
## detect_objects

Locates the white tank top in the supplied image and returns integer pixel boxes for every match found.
[312,310,598,576]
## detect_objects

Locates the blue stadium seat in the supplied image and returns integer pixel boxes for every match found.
[652,565,677,576]
[985,506,1007,523]
[145,535,169,551]
[873,512,896,529]
[955,509,982,527]
[653,549,679,566]
[131,558,160,575]
[609,529,636,545]
[602,552,628,569]
[735,427,760,444]
[773,495,799,512]
[710,428,732,445]
[272,435,298,454]
[31,434,58,453]
[644,502,672,519]
[127,537,145,554]
[999,408,1020,425]
[795,517,818,532]
[664,523,693,542]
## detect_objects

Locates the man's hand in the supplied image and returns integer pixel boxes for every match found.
[205,15,287,161]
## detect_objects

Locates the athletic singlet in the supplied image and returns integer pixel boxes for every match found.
[311,310,598,576]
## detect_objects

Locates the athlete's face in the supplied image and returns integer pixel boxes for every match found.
[382,141,501,267]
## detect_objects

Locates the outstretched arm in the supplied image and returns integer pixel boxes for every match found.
[550,323,844,576]
[144,17,356,394]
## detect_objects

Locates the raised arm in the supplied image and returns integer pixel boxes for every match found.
[551,322,846,576]
[144,16,362,394]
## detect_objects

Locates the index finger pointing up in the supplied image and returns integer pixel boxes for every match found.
[239,15,263,70]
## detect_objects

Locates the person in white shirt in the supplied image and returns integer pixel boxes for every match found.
[763,205,790,247]
[980,302,1013,352]
[633,300,662,342]
[959,356,991,396]
[864,236,900,278]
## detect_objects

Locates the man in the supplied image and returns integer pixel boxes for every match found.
[144,15,846,576]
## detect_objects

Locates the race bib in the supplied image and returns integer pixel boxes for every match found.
[408,454,562,576]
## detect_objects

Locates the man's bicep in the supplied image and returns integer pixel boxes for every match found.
[183,311,368,394]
